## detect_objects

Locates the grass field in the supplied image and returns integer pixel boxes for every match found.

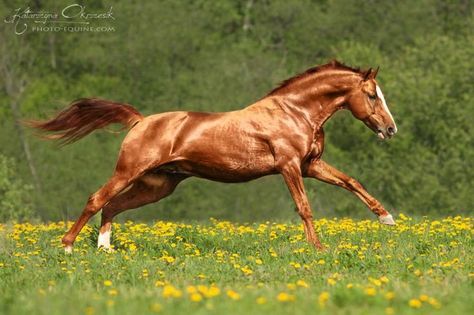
[0,215,472,315]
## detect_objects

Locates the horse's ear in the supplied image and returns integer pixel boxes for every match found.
[363,68,373,81]
[373,66,380,78]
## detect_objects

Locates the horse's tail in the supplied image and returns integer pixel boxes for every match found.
[25,98,144,145]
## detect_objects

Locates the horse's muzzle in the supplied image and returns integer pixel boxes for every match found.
[377,125,397,140]
[387,126,397,137]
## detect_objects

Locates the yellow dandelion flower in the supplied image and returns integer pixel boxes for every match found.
[85,306,95,315]
[162,285,182,298]
[108,289,118,296]
[399,213,409,221]
[103,280,113,287]
[241,266,253,275]
[409,299,422,308]
[256,297,267,304]
[380,276,389,283]
[190,293,202,302]
[385,307,395,315]
[206,286,221,298]
[287,283,296,290]
[318,291,330,307]
[226,290,240,300]
[364,287,377,296]
[369,277,382,287]
[161,255,175,264]
[290,262,302,269]
[327,278,337,286]
[296,279,309,288]
[277,292,295,302]
[385,291,395,300]
[419,294,429,302]
[428,297,441,309]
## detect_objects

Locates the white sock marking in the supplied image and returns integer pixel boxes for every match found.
[64,245,73,254]
[98,228,111,249]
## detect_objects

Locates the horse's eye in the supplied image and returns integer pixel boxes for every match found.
[369,94,377,100]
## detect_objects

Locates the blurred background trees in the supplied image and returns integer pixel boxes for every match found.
[0,0,472,221]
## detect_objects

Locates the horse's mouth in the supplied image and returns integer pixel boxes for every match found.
[364,117,397,140]
[376,129,393,140]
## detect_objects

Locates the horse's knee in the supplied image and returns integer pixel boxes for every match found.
[84,194,104,215]
[83,206,100,216]
[347,178,361,190]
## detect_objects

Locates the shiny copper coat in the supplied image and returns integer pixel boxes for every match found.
[29,60,397,251]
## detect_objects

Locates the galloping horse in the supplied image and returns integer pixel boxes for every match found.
[28,60,397,253]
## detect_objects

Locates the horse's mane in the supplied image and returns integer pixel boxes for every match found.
[267,59,366,96]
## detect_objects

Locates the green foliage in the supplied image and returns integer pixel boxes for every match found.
[0,0,472,221]
[0,155,35,221]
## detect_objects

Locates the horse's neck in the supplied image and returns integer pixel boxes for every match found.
[275,74,358,130]
[309,97,346,130]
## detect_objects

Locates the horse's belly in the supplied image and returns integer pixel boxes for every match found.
[187,163,277,183]
[162,148,276,183]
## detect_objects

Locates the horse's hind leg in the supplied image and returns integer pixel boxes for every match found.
[97,173,185,250]
[61,172,142,253]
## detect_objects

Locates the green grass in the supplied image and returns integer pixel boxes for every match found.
[0,216,472,315]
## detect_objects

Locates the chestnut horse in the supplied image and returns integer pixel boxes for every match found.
[29,60,397,253]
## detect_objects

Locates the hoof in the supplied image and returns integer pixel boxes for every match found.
[98,245,114,253]
[317,245,328,252]
[311,241,326,251]
[64,245,73,254]
[379,214,396,225]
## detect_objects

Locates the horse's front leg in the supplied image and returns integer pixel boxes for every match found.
[280,161,324,250]
[304,159,395,225]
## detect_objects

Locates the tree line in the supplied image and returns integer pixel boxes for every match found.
[0,0,472,222]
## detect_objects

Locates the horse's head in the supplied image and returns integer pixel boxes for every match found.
[346,68,397,139]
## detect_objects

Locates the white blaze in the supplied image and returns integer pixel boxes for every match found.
[376,85,397,132]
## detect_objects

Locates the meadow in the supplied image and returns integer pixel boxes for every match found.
[0,215,472,315]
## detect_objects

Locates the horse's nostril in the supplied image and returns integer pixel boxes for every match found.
[387,127,395,136]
